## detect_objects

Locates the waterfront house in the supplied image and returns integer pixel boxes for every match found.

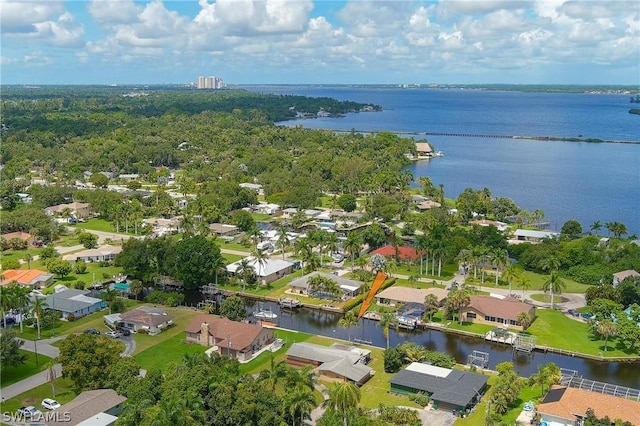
[469,219,509,232]
[0,269,54,288]
[612,269,640,287]
[208,223,239,237]
[370,245,419,262]
[45,289,106,320]
[47,389,126,426]
[415,200,441,211]
[226,257,295,284]
[512,229,559,244]
[185,315,274,362]
[460,295,535,330]
[281,207,298,219]
[62,244,122,263]
[288,271,365,298]
[142,217,182,236]
[537,385,640,426]
[286,342,373,386]
[390,362,488,412]
[414,142,434,158]
[375,286,448,307]
[256,203,280,215]
[118,306,173,335]
[45,202,93,220]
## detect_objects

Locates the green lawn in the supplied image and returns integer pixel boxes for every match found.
[215,238,251,253]
[134,332,206,371]
[222,253,244,263]
[72,218,140,236]
[465,270,592,294]
[530,293,565,304]
[0,377,77,416]
[0,351,53,387]
[131,306,200,355]
[527,309,637,358]
[0,246,45,265]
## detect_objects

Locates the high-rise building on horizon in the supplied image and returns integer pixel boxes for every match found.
[197,75,223,89]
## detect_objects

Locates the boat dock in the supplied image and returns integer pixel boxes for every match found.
[278,297,303,309]
[485,329,518,345]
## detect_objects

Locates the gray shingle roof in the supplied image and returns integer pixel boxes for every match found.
[390,364,488,407]
[45,289,104,314]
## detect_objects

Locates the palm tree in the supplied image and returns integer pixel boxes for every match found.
[446,287,471,325]
[30,296,49,340]
[403,344,426,363]
[325,381,361,426]
[276,225,289,260]
[236,258,252,291]
[101,287,118,314]
[543,271,566,310]
[519,274,531,300]
[285,387,317,426]
[258,355,288,392]
[590,220,602,235]
[415,234,429,276]
[503,263,522,296]
[517,312,532,330]
[23,253,33,269]
[343,233,362,273]
[0,286,13,328]
[491,248,509,286]
[251,248,269,285]
[44,360,57,397]
[294,237,313,272]
[596,319,617,351]
[338,310,358,342]
[129,279,143,301]
[249,226,262,249]
[379,312,397,349]
[423,294,440,323]
[540,256,561,274]
[12,285,31,333]
[529,364,550,397]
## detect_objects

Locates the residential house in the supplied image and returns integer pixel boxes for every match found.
[226,257,295,284]
[185,315,274,362]
[47,389,126,426]
[415,200,441,211]
[142,217,182,236]
[461,295,535,330]
[537,385,640,426]
[281,207,299,219]
[117,173,139,181]
[414,142,434,158]
[375,287,448,307]
[239,182,263,195]
[469,219,509,232]
[370,245,419,262]
[390,362,488,412]
[0,231,34,244]
[512,229,559,243]
[0,269,54,288]
[208,223,239,237]
[62,244,123,263]
[45,202,93,219]
[118,306,173,335]
[45,289,106,320]
[16,193,32,204]
[286,342,374,386]
[288,271,365,298]
[612,269,640,287]
[256,203,280,215]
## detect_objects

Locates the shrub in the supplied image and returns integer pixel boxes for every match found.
[75,262,87,274]
[74,280,86,290]
[66,313,76,322]
[408,392,430,407]
[383,347,403,373]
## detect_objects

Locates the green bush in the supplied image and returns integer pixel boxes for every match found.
[66,313,76,322]
[75,262,87,274]
[408,392,430,407]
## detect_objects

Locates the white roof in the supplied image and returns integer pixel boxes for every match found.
[226,257,294,277]
[340,284,360,292]
[514,229,559,238]
[405,362,452,378]
[76,412,118,426]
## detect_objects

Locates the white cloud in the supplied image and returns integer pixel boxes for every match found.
[87,0,141,26]
[33,12,84,47]
[0,0,64,33]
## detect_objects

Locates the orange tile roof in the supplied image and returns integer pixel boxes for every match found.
[0,269,50,286]
[370,246,418,260]
[538,385,640,424]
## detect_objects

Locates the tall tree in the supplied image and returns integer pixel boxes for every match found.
[325,381,361,426]
[543,271,566,310]
[379,312,397,349]
[276,225,290,260]
[596,319,617,351]
[338,310,358,342]
[30,296,49,340]
[343,232,362,273]
[0,328,27,369]
[423,294,440,323]
[446,286,471,325]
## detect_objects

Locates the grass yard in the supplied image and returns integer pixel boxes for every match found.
[239,329,313,375]
[215,238,251,253]
[131,306,200,355]
[465,270,591,294]
[221,253,244,263]
[72,218,140,236]
[0,377,76,416]
[530,293,565,304]
[0,351,53,387]
[134,332,206,371]
[527,309,637,358]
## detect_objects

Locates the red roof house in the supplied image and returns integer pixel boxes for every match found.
[370,245,418,261]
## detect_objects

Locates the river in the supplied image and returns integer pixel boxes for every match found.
[185,292,640,388]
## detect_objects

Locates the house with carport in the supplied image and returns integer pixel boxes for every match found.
[286,342,373,386]
[375,286,448,307]
[117,306,174,335]
[45,289,106,320]
[62,244,122,263]
[390,362,488,413]
[185,315,274,362]
[226,256,295,285]
[288,271,365,298]
[461,295,535,330]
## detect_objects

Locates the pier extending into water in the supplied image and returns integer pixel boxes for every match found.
[331,129,639,144]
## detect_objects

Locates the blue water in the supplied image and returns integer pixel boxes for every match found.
[245,86,640,236]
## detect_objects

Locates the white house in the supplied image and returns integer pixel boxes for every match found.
[226,257,295,284]
[63,244,123,263]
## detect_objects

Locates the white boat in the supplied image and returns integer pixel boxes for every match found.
[435,151,444,157]
[396,316,417,330]
[254,304,278,319]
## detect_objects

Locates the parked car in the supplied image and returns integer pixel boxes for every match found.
[105,331,121,339]
[83,328,100,335]
[568,309,579,317]
[18,406,43,418]
[41,398,61,410]
[1,316,16,327]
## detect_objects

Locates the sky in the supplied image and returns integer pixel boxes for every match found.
[1,0,639,85]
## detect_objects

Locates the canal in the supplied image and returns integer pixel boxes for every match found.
[185,293,640,388]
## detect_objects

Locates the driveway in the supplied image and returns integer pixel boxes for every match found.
[119,335,136,357]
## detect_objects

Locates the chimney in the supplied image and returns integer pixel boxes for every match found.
[200,322,209,346]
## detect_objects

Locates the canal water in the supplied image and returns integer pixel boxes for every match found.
[185,293,640,388]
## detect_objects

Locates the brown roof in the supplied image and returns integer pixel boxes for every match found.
[376,286,448,303]
[120,306,172,327]
[370,246,419,260]
[464,295,533,322]
[613,270,640,280]
[186,315,264,351]
[537,385,640,424]
[415,142,433,153]
[48,389,126,426]
[0,231,33,241]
